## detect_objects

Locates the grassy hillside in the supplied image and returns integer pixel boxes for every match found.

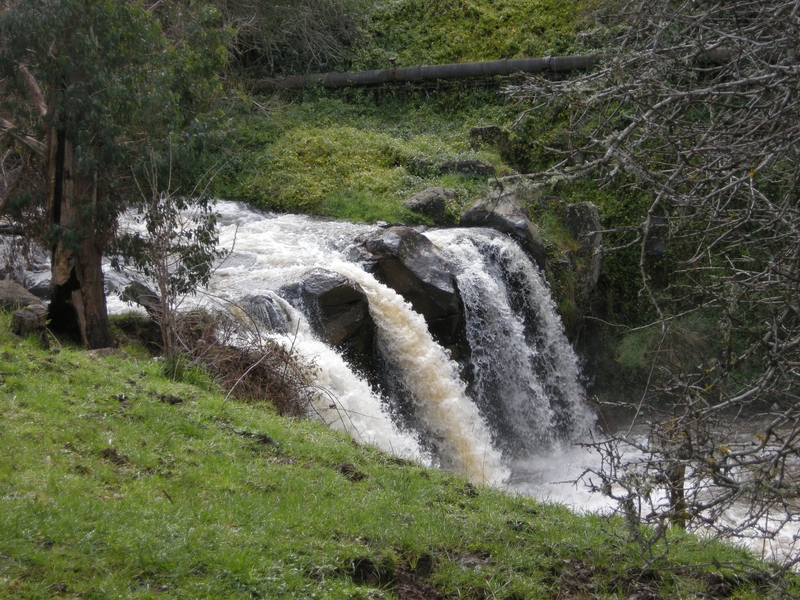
[218,91,514,221]
[354,0,594,70]
[0,312,793,599]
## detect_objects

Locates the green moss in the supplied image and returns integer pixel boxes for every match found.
[615,327,657,371]
[357,0,595,70]
[217,94,515,222]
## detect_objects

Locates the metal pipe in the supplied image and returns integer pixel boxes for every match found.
[248,54,599,93]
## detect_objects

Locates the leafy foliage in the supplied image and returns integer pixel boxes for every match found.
[0,0,228,345]
[111,153,225,358]
[1,0,163,229]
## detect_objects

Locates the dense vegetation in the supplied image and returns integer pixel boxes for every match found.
[216,92,512,221]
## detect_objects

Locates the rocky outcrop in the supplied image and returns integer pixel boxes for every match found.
[121,282,161,317]
[403,187,455,226]
[0,280,41,310]
[355,227,466,356]
[280,269,375,363]
[460,193,546,268]
[558,202,603,300]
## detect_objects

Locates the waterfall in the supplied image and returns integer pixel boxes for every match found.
[334,262,506,483]
[107,200,591,486]
[427,228,595,457]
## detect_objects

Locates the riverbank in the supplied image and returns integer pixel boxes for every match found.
[0,311,793,598]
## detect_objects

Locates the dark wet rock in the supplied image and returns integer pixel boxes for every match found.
[439,159,496,177]
[460,193,546,268]
[558,201,603,299]
[356,227,465,353]
[280,269,375,361]
[403,187,456,226]
[236,294,290,334]
[120,282,161,317]
[0,280,41,310]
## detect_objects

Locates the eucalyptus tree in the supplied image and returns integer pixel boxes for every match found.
[0,0,227,348]
[506,0,800,570]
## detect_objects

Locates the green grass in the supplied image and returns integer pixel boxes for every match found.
[355,0,596,70]
[0,311,794,598]
[217,93,515,222]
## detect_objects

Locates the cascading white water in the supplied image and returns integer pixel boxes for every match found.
[110,203,425,463]
[333,262,506,483]
[106,200,600,487]
[112,201,508,483]
[427,228,595,457]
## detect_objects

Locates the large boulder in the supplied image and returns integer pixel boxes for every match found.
[280,269,375,361]
[120,281,161,317]
[0,280,41,310]
[460,192,546,268]
[403,187,455,226]
[558,202,603,299]
[355,227,465,352]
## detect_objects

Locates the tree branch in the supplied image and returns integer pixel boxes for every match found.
[0,117,45,156]
[17,63,47,119]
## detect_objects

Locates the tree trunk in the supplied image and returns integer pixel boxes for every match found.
[46,127,113,349]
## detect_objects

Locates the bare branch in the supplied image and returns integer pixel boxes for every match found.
[16,63,47,119]
[0,118,45,156]
[507,0,800,570]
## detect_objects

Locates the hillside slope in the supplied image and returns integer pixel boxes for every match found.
[0,313,791,599]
